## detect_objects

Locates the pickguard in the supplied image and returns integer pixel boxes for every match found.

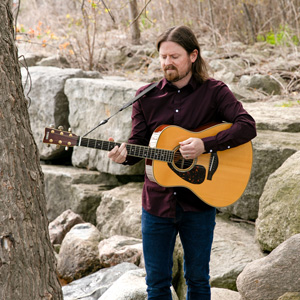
[167,162,206,184]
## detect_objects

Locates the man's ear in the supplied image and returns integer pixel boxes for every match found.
[190,49,198,63]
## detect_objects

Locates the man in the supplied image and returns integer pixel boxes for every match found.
[108,25,256,300]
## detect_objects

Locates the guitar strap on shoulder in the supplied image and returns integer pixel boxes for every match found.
[82,81,158,137]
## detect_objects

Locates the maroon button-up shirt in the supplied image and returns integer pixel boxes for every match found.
[124,76,256,218]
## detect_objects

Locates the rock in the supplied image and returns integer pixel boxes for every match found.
[256,151,300,252]
[99,268,179,300]
[36,54,71,68]
[49,209,84,244]
[19,53,46,67]
[209,58,247,73]
[211,287,241,300]
[64,77,147,175]
[98,235,143,268]
[237,234,300,300]
[239,74,282,95]
[243,99,300,132]
[62,262,139,300]
[57,223,102,283]
[42,165,119,222]
[96,182,143,239]
[210,215,264,291]
[218,130,300,220]
[21,66,88,161]
[278,293,300,300]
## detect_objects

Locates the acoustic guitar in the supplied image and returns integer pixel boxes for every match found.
[43,123,253,207]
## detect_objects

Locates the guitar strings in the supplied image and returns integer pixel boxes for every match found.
[48,131,196,167]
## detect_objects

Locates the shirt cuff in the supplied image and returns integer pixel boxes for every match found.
[202,136,219,153]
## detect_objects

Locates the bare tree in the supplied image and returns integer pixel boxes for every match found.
[128,0,141,45]
[0,1,63,299]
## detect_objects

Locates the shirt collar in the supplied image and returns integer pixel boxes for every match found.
[159,76,199,91]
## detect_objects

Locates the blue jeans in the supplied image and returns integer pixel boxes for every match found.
[142,204,216,300]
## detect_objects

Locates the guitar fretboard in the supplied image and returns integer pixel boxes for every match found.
[78,137,174,163]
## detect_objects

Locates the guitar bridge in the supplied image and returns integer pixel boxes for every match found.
[207,152,219,180]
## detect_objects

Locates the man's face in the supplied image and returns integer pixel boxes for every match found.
[159,41,197,83]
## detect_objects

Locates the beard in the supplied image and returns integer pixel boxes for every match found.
[163,64,192,83]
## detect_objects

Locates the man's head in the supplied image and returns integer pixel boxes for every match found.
[156,26,209,84]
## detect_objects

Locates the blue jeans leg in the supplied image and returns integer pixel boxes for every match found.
[142,205,216,300]
[179,207,216,300]
[142,208,177,300]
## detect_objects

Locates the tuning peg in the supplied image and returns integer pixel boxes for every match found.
[68,127,72,133]
[65,146,69,151]
[50,124,55,128]
[58,125,64,131]
[47,144,51,148]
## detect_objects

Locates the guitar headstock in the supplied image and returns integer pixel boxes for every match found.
[43,126,78,149]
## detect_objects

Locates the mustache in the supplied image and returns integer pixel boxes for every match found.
[164,65,177,71]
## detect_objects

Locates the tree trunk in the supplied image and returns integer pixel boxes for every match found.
[128,0,141,45]
[0,1,63,299]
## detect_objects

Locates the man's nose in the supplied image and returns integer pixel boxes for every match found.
[165,56,172,65]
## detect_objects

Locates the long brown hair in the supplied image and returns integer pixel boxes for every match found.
[156,26,209,83]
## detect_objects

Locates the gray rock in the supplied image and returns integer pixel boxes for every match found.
[211,288,241,300]
[57,223,101,283]
[64,77,147,175]
[243,99,300,132]
[21,66,86,160]
[99,268,179,300]
[42,165,119,222]
[210,215,264,290]
[237,234,300,300]
[277,293,300,300]
[98,235,143,268]
[96,182,143,239]
[36,55,71,68]
[62,262,139,300]
[256,151,300,252]
[49,209,84,244]
[239,74,282,95]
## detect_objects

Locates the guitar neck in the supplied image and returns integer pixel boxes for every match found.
[78,136,174,162]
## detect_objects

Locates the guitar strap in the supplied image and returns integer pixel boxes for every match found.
[82,81,158,137]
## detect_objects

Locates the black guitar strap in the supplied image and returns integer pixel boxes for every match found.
[82,81,158,137]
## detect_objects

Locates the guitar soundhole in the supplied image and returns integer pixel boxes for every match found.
[173,147,194,171]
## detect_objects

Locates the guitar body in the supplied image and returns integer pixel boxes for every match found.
[146,123,253,207]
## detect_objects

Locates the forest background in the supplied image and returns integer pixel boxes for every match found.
[13,0,300,73]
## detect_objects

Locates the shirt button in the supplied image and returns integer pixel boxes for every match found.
[228,146,231,149]
[178,90,180,93]
[175,109,179,113]
[174,192,177,195]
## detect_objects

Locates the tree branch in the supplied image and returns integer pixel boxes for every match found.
[129,0,152,26]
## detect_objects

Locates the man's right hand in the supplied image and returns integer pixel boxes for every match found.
[107,137,128,164]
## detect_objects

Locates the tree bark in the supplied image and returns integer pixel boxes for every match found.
[128,0,141,45]
[0,1,63,299]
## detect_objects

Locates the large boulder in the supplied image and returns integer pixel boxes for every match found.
[99,268,179,300]
[237,234,300,300]
[64,77,147,175]
[96,182,143,239]
[210,215,264,290]
[21,66,93,160]
[243,99,300,132]
[62,262,139,300]
[42,165,119,222]
[239,74,282,95]
[256,151,300,252]
[98,235,143,268]
[57,223,101,283]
